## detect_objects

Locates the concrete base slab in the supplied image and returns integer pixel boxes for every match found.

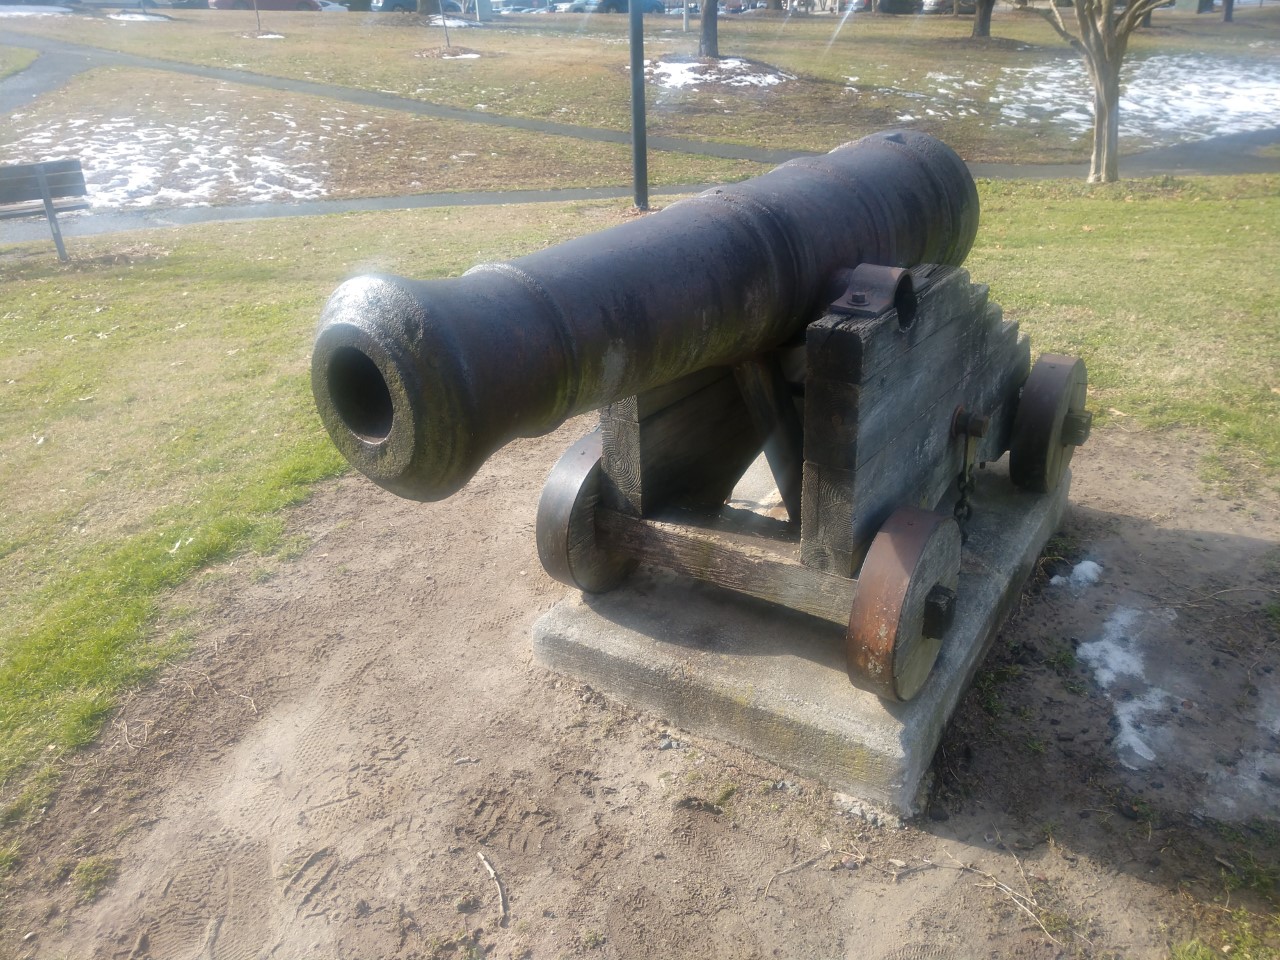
[532,460,1069,816]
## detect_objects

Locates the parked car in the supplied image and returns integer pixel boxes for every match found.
[583,0,664,12]
[922,0,974,11]
[369,0,460,8]
[213,0,321,8]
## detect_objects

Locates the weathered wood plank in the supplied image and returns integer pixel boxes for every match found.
[597,507,855,626]
[603,366,731,424]
[805,266,974,384]
[600,369,761,516]
[801,329,1030,575]
[805,301,1006,472]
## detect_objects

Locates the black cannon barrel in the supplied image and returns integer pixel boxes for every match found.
[312,130,979,502]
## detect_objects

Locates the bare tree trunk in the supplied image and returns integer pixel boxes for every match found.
[700,0,720,57]
[1046,0,1163,183]
[1223,0,1234,20]
[971,0,994,36]
[1087,58,1121,182]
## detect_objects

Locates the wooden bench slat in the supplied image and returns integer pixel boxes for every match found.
[0,158,90,261]
[0,158,83,180]
[0,199,91,220]
[0,161,88,204]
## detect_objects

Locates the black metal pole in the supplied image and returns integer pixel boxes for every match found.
[628,0,649,210]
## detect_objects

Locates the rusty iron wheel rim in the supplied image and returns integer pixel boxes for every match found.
[847,506,962,702]
[1009,353,1088,494]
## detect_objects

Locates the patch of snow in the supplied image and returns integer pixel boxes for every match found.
[108,11,169,20]
[428,15,476,25]
[647,57,794,91]
[442,52,480,59]
[1204,748,1280,819]
[992,54,1280,145]
[1077,605,1179,770]
[1050,559,1103,589]
[3,110,326,209]
[256,33,285,39]
[1113,688,1167,767]
[1077,607,1143,689]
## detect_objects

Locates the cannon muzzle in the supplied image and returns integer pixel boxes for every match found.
[312,130,979,501]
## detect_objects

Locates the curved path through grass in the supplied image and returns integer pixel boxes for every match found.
[1,34,1279,244]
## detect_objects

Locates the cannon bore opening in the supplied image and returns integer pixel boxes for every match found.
[328,346,394,443]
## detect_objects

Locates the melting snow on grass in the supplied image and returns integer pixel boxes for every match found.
[876,55,1280,148]
[5,111,327,209]
[646,58,794,91]
[992,53,1280,144]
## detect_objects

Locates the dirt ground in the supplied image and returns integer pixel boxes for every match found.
[2,421,1277,960]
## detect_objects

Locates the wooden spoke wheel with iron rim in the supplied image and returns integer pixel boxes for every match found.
[1009,353,1091,494]
[536,429,636,593]
[847,507,962,702]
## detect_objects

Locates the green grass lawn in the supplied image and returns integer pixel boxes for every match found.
[969,174,1280,485]
[0,46,38,81]
[1,175,1276,821]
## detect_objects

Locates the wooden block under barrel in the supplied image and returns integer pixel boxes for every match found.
[599,367,762,517]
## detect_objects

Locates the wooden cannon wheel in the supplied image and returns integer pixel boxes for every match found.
[847,507,962,702]
[1009,353,1090,494]
[535,429,637,593]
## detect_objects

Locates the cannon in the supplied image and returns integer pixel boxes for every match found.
[312,130,1091,702]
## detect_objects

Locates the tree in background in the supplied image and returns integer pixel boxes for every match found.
[1046,0,1168,182]
[971,0,994,36]
[700,0,720,56]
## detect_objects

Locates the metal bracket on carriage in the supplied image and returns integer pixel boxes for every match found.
[826,263,919,327]
[950,405,989,538]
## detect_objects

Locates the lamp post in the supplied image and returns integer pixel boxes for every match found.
[628,0,649,210]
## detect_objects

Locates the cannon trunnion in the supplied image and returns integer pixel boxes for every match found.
[311,130,1091,703]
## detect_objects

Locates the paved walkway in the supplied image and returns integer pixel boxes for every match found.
[2,35,1279,243]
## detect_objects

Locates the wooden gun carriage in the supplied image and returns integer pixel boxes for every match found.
[311,130,1090,703]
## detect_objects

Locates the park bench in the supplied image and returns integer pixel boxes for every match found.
[0,159,90,262]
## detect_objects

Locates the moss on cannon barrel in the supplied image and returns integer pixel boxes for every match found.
[311,130,980,502]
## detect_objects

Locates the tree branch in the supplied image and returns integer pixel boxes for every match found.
[1039,5,1080,49]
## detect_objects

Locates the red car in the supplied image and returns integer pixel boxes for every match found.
[212,0,322,9]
